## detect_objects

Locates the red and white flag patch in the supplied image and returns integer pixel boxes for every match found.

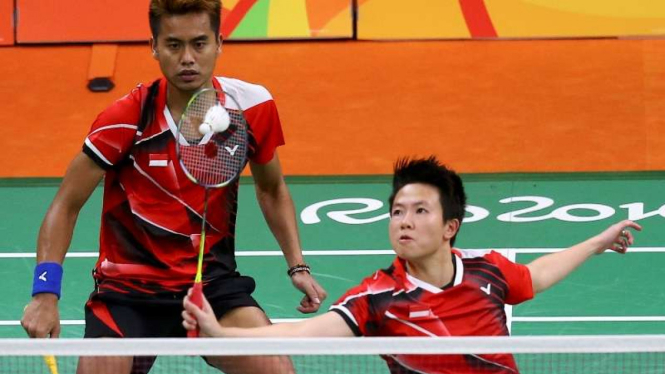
[408,305,433,319]
[149,154,169,167]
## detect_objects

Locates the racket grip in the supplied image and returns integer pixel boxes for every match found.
[44,355,59,374]
[187,282,204,338]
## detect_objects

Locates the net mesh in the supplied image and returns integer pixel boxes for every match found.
[177,89,248,187]
[2,336,664,374]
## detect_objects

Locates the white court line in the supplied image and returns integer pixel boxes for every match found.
[0,252,99,258]
[513,317,665,322]
[2,247,665,258]
[0,320,85,326]
[0,250,395,258]
[0,319,304,326]
[504,249,516,334]
[236,250,396,256]
[3,316,664,327]
[508,247,665,254]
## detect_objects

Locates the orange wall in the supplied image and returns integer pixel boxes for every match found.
[1,39,664,177]
[16,0,149,43]
[9,0,665,44]
[0,0,13,45]
[13,0,352,43]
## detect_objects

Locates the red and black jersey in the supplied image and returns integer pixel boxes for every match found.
[331,250,534,374]
[82,77,284,297]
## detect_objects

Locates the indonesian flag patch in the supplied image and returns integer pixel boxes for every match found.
[408,305,433,319]
[149,153,169,167]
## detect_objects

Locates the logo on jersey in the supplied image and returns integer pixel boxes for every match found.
[480,283,492,295]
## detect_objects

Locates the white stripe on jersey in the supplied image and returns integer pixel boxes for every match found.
[453,254,464,285]
[88,123,138,136]
[329,305,360,328]
[335,287,394,307]
[216,77,273,110]
[458,249,492,258]
[384,311,438,337]
[329,287,394,330]
[163,106,189,145]
[135,127,169,145]
[406,274,444,294]
[85,124,139,167]
[84,138,113,166]
[130,209,190,238]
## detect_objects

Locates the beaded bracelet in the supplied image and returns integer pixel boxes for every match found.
[287,264,311,277]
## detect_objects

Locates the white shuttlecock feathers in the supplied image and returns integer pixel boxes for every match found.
[198,104,230,135]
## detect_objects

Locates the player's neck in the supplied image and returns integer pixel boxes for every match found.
[165,86,191,123]
[165,82,214,122]
[406,248,454,288]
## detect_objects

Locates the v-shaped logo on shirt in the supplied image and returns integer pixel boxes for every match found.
[480,283,491,295]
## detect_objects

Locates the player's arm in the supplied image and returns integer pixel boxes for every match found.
[183,290,354,338]
[249,152,327,313]
[21,153,105,338]
[526,220,641,293]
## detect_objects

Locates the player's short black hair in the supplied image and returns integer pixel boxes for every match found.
[388,156,467,246]
[149,0,222,39]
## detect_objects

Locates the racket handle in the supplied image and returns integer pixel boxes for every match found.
[44,355,59,374]
[187,282,204,338]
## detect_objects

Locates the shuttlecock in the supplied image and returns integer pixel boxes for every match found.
[199,104,230,135]
[198,123,213,135]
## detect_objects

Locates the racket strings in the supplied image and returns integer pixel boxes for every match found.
[178,92,248,187]
[179,93,216,143]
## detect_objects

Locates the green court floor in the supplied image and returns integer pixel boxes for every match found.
[2,172,665,339]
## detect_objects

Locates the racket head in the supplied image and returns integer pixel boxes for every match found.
[176,88,248,188]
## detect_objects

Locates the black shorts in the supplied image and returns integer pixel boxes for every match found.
[84,275,260,339]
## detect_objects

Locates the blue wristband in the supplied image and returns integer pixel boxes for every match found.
[32,262,63,299]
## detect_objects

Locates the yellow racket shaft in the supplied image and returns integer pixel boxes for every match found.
[44,355,59,374]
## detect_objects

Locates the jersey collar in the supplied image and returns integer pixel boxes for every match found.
[161,78,225,143]
[397,252,464,294]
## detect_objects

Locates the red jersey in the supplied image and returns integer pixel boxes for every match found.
[330,250,534,374]
[82,77,284,297]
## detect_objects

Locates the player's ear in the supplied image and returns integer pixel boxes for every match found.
[216,34,223,54]
[150,38,158,59]
[443,219,460,242]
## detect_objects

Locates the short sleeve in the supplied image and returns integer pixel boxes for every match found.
[329,272,393,336]
[244,98,285,164]
[82,88,142,169]
[485,251,534,305]
[217,78,286,164]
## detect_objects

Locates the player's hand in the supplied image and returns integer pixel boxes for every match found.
[290,272,327,314]
[593,219,642,254]
[21,293,60,339]
[182,288,222,337]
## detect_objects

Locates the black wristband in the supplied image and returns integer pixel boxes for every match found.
[287,264,311,277]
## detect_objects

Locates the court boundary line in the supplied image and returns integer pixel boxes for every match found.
[2,247,664,258]
[4,316,665,327]
[4,248,663,329]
